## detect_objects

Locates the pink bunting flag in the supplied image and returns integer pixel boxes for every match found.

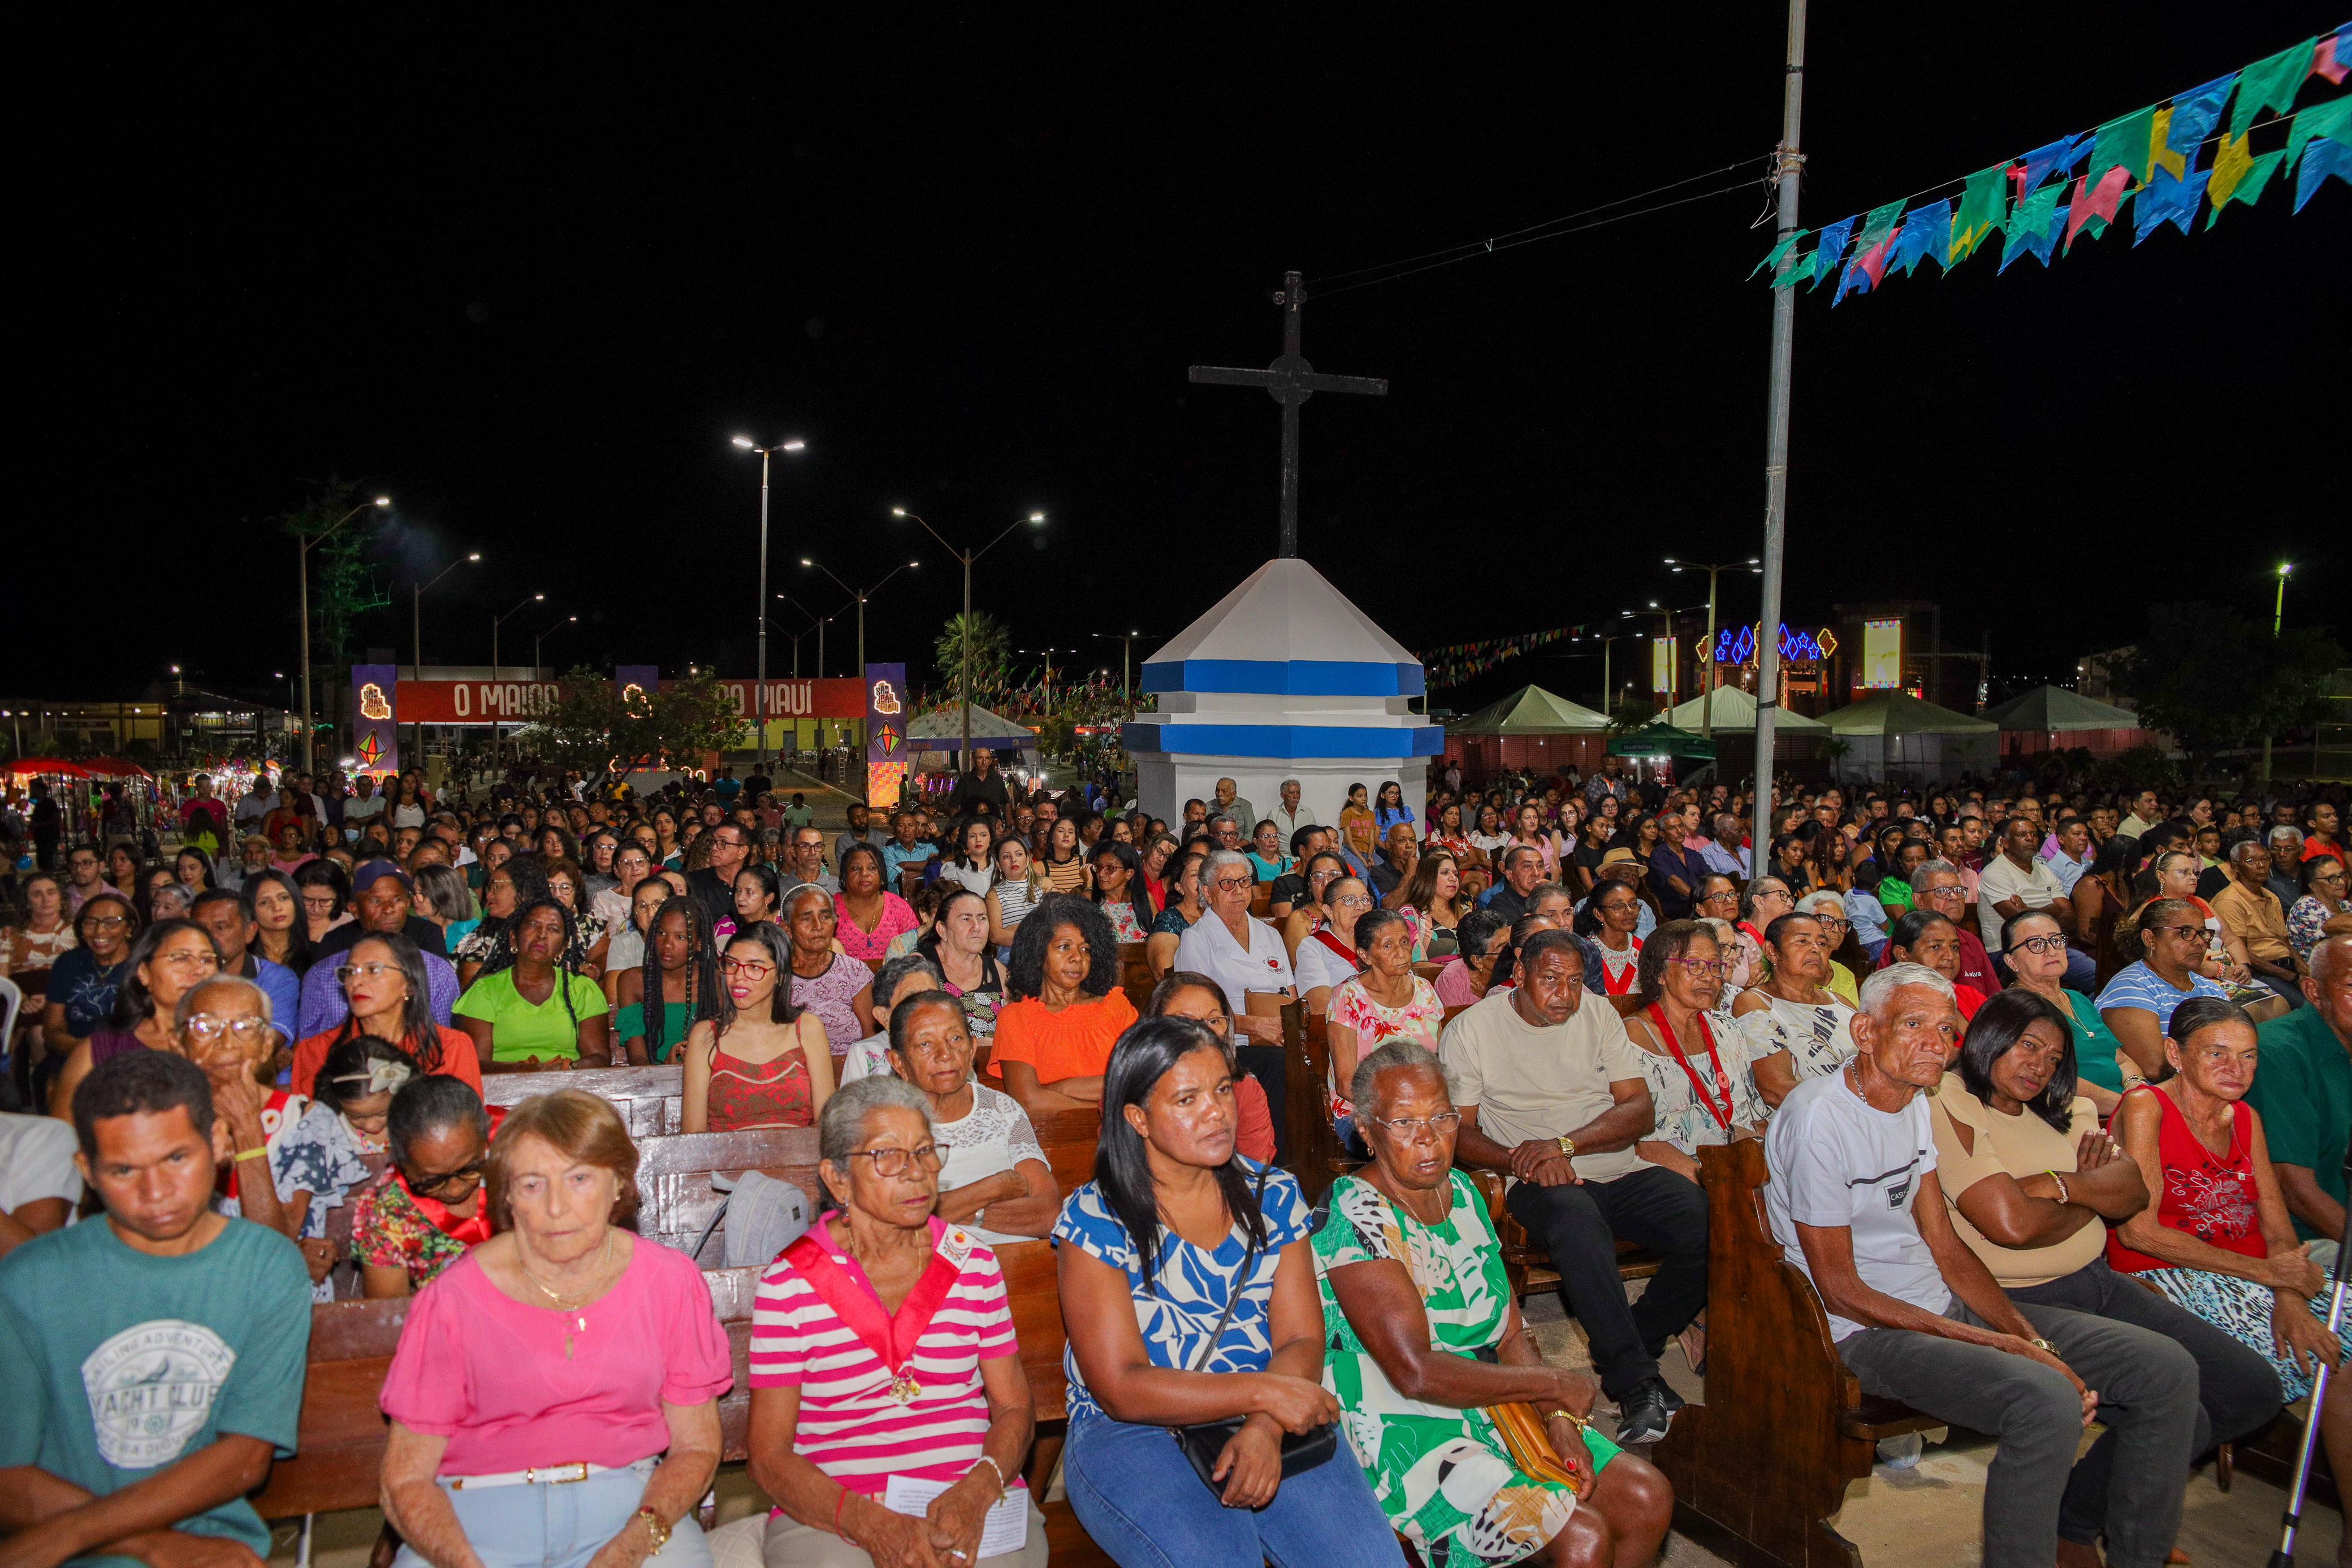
[2064,164,2134,251]
[2316,36,2346,85]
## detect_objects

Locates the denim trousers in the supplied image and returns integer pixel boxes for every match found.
[394,1459,713,1568]
[1838,1299,2200,1568]
[1504,1164,1710,1400]
[1061,1409,1406,1568]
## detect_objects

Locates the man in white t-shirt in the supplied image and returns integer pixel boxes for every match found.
[1766,964,2199,1568]
[1440,928,1703,1446]
[1173,848,1297,1156]
[0,1112,82,1257]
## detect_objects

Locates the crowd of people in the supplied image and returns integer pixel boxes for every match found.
[0,751,2345,1568]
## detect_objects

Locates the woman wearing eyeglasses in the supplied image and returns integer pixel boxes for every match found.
[355,1073,495,1298]
[748,1075,1048,1567]
[289,933,481,1099]
[1294,876,1377,1015]
[681,922,834,1134]
[47,916,221,1120]
[2000,911,2131,1116]
[38,891,140,1067]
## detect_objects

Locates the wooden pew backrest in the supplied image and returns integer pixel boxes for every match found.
[635,1127,822,1262]
[483,1064,686,1137]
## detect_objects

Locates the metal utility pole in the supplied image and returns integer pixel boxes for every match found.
[1667,557,1762,740]
[489,592,543,765]
[1093,630,1147,700]
[803,556,920,681]
[295,496,390,771]
[2262,562,2293,783]
[733,437,807,776]
[411,552,479,768]
[1752,0,1808,822]
[893,508,1047,765]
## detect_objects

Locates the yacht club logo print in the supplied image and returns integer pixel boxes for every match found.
[82,1320,239,1468]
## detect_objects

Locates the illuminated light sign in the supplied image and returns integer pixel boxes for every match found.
[1862,619,1904,688]
[1713,623,1831,667]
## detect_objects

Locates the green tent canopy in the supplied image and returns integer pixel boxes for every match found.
[1816,691,1996,737]
[1446,685,1612,735]
[1660,686,1828,732]
[1981,685,2142,732]
[903,703,1037,744]
[1608,721,1717,761]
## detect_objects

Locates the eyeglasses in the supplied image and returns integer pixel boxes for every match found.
[1372,1111,1463,1141]
[1668,958,1727,977]
[720,956,776,978]
[156,949,221,972]
[839,1143,950,1177]
[1808,916,1851,933]
[2009,934,2068,956]
[1211,876,1254,891]
[85,914,131,932]
[405,1158,485,1197]
[337,962,398,983]
[2146,924,2206,943]
[182,1014,274,1045]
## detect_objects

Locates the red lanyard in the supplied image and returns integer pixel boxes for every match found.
[1647,1004,1735,1131]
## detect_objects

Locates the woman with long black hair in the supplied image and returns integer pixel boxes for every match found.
[680,919,832,1132]
[616,895,721,1065]
[291,931,479,1096]
[1052,1016,1397,1567]
[451,851,551,987]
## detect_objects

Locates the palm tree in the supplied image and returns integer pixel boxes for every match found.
[933,612,1011,708]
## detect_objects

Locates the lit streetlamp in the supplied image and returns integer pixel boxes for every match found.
[801,556,919,678]
[892,507,1047,763]
[410,551,481,763]
[2262,561,2294,782]
[534,615,580,670]
[1666,556,1761,740]
[1090,630,1149,700]
[733,435,807,774]
[490,593,544,763]
[296,495,391,769]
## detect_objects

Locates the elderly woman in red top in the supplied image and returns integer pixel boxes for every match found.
[2107,995,2346,1487]
[748,1075,1043,1567]
[379,1090,731,1568]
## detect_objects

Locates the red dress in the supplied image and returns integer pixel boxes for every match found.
[2105,1085,2267,1273]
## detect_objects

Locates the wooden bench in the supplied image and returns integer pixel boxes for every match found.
[250,1245,1116,1566]
[483,1064,686,1136]
[634,1127,822,1261]
[1650,1138,1936,1568]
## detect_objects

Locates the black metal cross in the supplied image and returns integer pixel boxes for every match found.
[1189,269,1387,558]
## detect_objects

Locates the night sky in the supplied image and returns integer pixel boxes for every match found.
[23,6,2346,717]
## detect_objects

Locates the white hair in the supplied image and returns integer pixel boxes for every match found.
[1858,961,1955,1018]
[172,973,271,1029]
[1797,889,1844,916]
[1203,848,1253,886]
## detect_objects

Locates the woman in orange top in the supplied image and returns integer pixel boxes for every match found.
[291,933,481,1097]
[991,894,1138,1115]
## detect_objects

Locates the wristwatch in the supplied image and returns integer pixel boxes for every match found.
[1555,1136,1577,1160]
[634,1508,671,1554]
[2028,1338,2058,1354]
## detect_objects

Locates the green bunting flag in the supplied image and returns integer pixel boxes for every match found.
[1756,25,2347,299]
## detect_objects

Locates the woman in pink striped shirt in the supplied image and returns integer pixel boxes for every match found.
[747,1075,1044,1566]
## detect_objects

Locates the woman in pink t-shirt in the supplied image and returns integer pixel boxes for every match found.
[747,1076,1045,1567]
[379,1091,732,1568]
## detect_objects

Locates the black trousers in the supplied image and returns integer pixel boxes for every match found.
[1506,1163,1710,1400]
[2008,1257,2284,1544]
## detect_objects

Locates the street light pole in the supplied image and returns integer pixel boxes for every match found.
[893,508,1047,765]
[412,551,481,766]
[1666,557,1762,741]
[1752,0,1808,824]
[1092,631,1145,700]
[2262,562,2293,783]
[534,616,579,669]
[802,557,920,679]
[733,436,807,777]
[489,592,544,765]
[296,495,391,771]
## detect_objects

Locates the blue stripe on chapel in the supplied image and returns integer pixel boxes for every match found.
[1120,722,1445,760]
[1138,659,1424,698]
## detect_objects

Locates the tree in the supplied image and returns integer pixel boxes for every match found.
[282,478,391,665]
[514,666,746,772]
[933,612,1011,701]
[2112,603,2342,777]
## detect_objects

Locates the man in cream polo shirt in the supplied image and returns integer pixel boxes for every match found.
[1439,928,1705,1444]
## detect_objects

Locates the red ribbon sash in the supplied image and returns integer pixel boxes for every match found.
[396,1171,496,1246]
[782,1215,965,1392]
[1600,937,1643,996]
[1311,929,1359,969]
[1646,1004,1735,1132]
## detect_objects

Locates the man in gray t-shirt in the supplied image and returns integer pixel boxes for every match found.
[1766,964,2199,1568]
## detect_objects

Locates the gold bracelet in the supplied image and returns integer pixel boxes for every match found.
[1545,1409,1589,1433]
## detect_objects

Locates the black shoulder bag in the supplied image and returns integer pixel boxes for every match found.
[1167,1164,1339,1492]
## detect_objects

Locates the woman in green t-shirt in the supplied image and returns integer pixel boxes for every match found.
[452,899,611,1071]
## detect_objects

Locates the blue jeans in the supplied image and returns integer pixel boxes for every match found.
[394,1459,714,1568]
[1061,1409,1406,1568]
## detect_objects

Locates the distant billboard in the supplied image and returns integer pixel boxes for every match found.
[1651,636,1676,694]
[1862,618,1904,688]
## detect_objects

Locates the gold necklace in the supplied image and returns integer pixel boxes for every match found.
[517,1230,615,1358]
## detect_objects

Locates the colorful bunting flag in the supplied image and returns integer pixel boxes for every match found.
[2206,132,2287,223]
[1748,228,1810,279]
[1808,215,1855,291]
[1834,201,1906,302]
[2086,105,2160,187]
[2167,72,2240,158]
[2318,36,2346,85]
[2012,132,2092,201]
[2064,164,2135,250]
[2294,136,2351,211]
[2132,165,2210,242]
[2288,93,2352,167]
[1951,164,2011,260]
[1999,185,2068,271]
[1886,199,1953,275]
[2230,36,2318,136]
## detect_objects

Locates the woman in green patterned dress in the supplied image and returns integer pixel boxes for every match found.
[1313,1040,1675,1567]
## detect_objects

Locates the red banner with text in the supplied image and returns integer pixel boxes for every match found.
[396,677,868,725]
